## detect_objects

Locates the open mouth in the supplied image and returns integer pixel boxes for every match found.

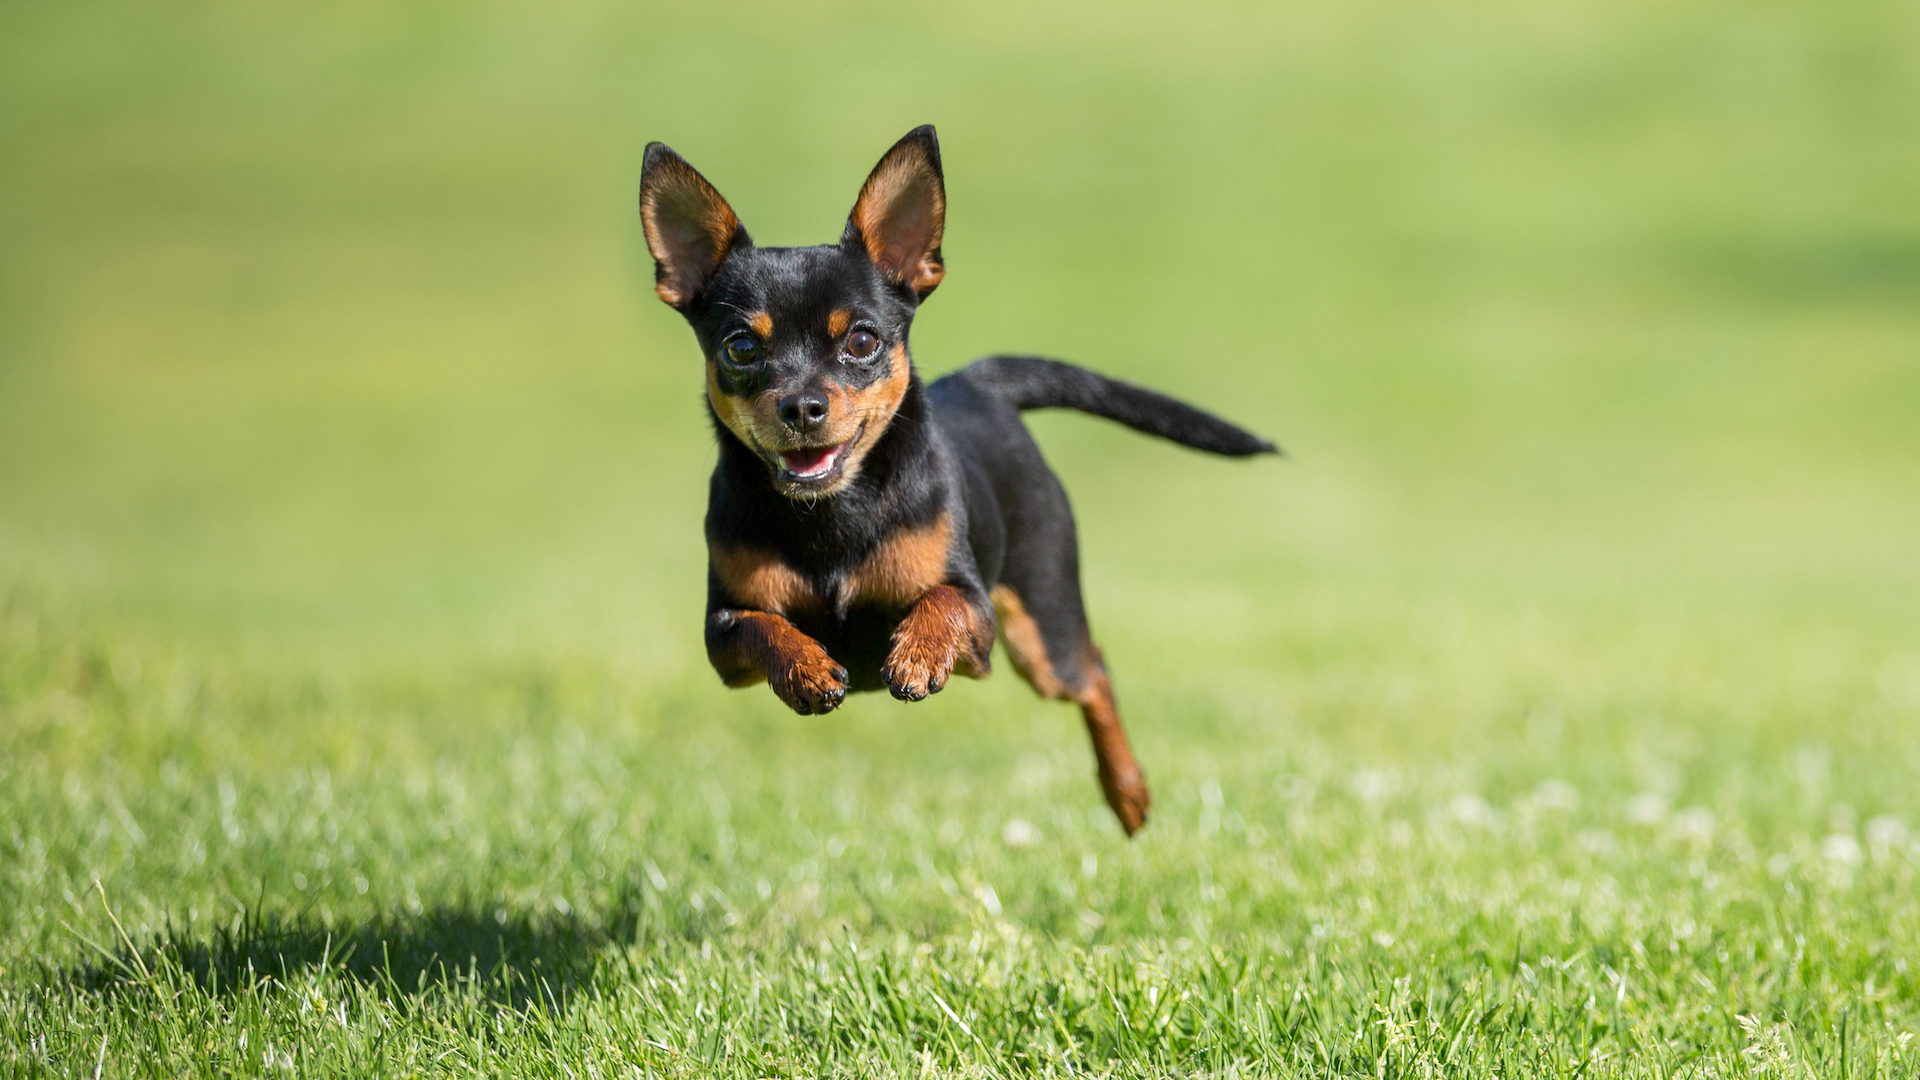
[777,442,847,480]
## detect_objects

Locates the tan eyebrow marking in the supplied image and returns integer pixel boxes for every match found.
[749,311,773,337]
[827,309,851,338]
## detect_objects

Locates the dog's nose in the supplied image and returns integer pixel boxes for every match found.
[777,393,830,433]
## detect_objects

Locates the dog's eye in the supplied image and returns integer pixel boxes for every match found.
[723,334,759,365]
[845,330,879,359]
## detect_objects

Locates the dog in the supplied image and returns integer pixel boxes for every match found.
[638,125,1276,835]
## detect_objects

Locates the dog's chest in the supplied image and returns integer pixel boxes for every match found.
[710,515,951,618]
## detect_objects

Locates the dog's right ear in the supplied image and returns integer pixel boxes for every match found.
[639,143,749,309]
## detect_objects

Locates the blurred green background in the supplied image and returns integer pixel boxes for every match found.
[2,0,1917,739]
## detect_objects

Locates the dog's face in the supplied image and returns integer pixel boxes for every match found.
[639,127,946,498]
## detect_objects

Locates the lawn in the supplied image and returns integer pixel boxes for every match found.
[3,0,1919,1075]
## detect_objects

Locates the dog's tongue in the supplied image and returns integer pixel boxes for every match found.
[779,444,841,477]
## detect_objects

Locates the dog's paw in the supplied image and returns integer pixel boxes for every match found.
[770,649,849,715]
[1099,764,1152,837]
[883,635,957,702]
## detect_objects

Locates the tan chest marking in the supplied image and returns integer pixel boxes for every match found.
[710,513,952,617]
[842,515,952,609]
[711,545,815,614]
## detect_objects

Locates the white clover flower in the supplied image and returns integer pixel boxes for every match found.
[1625,792,1669,826]
[1531,779,1579,812]
[1669,808,1716,848]
[1450,793,1494,828]
[1865,816,1908,861]
[1822,833,1863,867]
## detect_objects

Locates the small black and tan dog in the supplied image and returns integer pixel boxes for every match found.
[638,126,1275,834]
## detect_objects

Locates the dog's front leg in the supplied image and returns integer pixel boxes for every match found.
[883,584,994,701]
[706,609,848,714]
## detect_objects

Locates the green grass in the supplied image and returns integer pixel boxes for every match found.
[4,0,1920,1075]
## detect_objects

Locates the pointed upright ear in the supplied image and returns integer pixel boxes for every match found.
[639,142,748,309]
[843,125,946,300]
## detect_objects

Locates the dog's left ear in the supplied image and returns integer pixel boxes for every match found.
[844,125,946,300]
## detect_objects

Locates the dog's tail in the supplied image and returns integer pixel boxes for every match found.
[957,355,1279,457]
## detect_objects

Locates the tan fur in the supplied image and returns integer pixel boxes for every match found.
[708,610,845,712]
[843,514,951,609]
[990,585,1066,697]
[712,515,956,618]
[827,343,912,488]
[705,366,766,451]
[748,311,773,337]
[985,588,1152,834]
[883,584,993,699]
[827,309,851,338]
[1075,665,1151,835]
[711,544,816,615]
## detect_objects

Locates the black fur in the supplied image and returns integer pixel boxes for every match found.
[638,125,1278,833]
[953,355,1279,457]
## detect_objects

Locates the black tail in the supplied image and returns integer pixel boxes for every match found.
[957,355,1279,457]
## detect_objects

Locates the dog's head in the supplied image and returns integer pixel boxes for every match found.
[639,126,945,498]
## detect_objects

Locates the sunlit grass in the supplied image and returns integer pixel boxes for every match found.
[5,593,1919,1075]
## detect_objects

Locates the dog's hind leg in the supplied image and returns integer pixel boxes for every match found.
[991,565,1152,836]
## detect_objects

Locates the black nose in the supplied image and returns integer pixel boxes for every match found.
[777,393,829,433]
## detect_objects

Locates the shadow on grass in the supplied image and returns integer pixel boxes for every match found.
[51,879,701,1009]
